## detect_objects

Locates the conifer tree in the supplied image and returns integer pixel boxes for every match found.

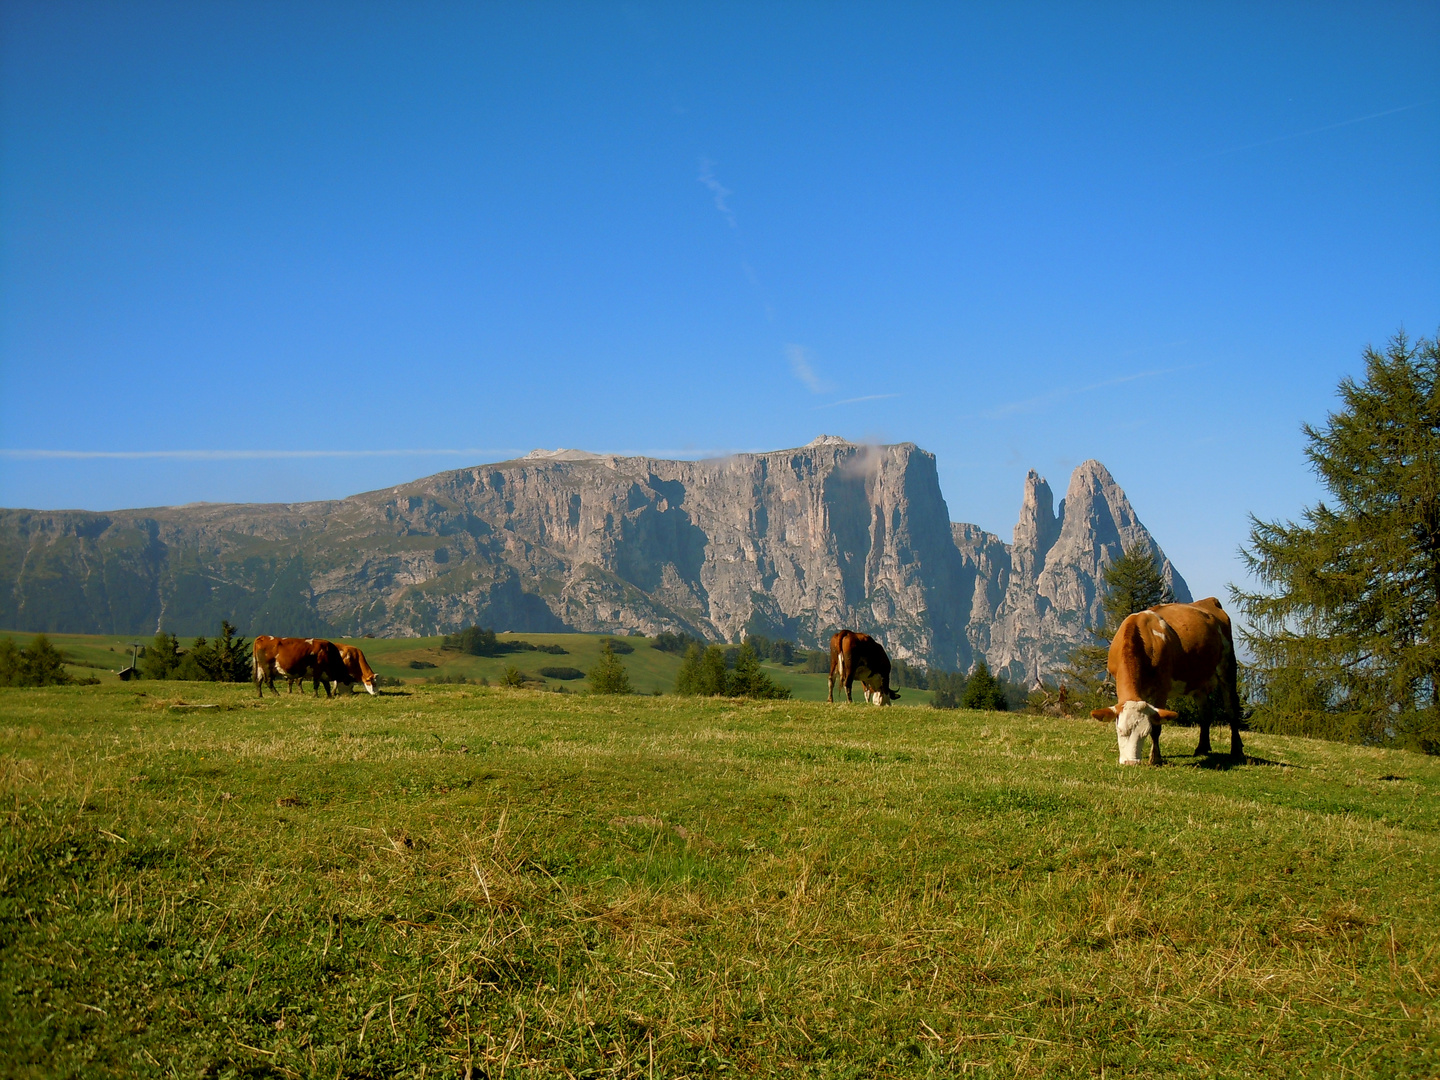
[961,660,1007,711]
[698,645,731,695]
[587,639,632,695]
[1064,543,1172,695]
[728,642,792,699]
[675,643,706,695]
[1233,331,1440,752]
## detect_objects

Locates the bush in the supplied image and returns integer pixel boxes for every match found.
[588,641,632,694]
[539,666,586,680]
[600,637,634,655]
[0,635,73,687]
[425,673,477,685]
[653,631,703,655]
[408,660,437,669]
[139,622,250,682]
[501,665,527,688]
[536,644,568,655]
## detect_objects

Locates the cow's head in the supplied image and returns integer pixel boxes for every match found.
[863,682,899,706]
[1091,700,1177,764]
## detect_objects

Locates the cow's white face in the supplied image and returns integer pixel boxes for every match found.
[864,684,896,706]
[362,677,377,696]
[1115,700,1159,764]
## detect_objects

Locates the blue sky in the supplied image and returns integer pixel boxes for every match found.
[1,1,1437,599]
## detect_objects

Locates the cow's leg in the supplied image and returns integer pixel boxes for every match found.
[1229,720,1244,759]
[1195,721,1212,756]
[1149,722,1163,766]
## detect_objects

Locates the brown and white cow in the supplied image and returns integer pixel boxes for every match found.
[334,643,379,695]
[828,630,900,706]
[1090,596,1242,765]
[252,636,346,698]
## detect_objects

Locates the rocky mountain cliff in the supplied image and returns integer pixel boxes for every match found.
[0,438,1188,679]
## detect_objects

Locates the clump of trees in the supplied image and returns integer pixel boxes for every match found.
[653,631,703,655]
[1234,331,1439,754]
[0,634,75,687]
[141,622,252,682]
[741,634,801,666]
[588,640,632,695]
[675,642,792,699]
[442,626,565,656]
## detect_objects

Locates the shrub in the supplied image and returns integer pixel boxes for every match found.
[408,660,437,669]
[501,665,527,688]
[588,640,632,694]
[653,631,702,655]
[539,666,586,680]
[600,637,634,655]
[536,644,568,655]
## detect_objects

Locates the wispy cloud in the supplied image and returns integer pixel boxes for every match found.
[814,393,902,410]
[976,365,1198,420]
[0,448,520,461]
[786,344,833,394]
[697,158,737,228]
[1196,100,1433,160]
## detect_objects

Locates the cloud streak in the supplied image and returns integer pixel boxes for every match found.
[1196,100,1433,160]
[814,393,902,409]
[976,365,1198,420]
[0,448,520,461]
[786,344,833,394]
[698,158,737,228]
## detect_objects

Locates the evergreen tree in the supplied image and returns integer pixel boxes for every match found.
[961,660,1007,711]
[698,645,731,695]
[728,642,792,699]
[1064,543,1172,697]
[141,631,181,680]
[587,639,632,695]
[675,643,706,695]
[0,634,73,687]
[1233,331,1440,752]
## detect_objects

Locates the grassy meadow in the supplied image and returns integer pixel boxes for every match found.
[0,630,933,704]
[2,679,1437,1078]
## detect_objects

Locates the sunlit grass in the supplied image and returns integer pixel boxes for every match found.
[2,682,1436,1077]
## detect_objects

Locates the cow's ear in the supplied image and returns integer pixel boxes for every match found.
[1091,707,1117,721]
[1156,708,1179,720]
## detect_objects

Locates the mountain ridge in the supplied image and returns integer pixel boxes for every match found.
[0,437,1187,679]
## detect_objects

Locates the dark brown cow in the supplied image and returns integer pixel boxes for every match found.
[334,643,378,695]
[252,636,346,698]
[1090,596,1242,765]
[827,630,900,706]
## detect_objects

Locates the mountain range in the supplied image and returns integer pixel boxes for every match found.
[0,436,1189,680]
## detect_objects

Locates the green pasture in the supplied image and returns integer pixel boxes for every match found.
[2,682,1437,1078]
[0,629,935,704]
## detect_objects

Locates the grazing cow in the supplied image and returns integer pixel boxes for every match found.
[252,636,346,698]
[334,643,379,695]
[1090,596,1242,765]
[827,630,900,706]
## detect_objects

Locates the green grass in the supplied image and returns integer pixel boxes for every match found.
[2,682,1437,1078]
[0,630,924,703]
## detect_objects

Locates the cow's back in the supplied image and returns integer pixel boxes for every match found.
[1149,599,1229,693]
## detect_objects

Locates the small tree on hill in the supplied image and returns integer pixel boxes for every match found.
[728,642,792,699]
[0,634,73,687]
[141,632,181,680]
[962,660,1007,711]
[588,640,632,695]
[1233,331,1440,752]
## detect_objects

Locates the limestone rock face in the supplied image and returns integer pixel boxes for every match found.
[0,441,1187,679]
[954,460,1190,682]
